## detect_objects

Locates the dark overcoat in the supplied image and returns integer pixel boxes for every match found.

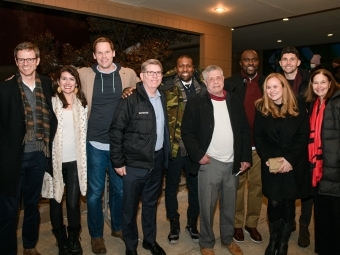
[0,75,57,196]
[253,100,310,200]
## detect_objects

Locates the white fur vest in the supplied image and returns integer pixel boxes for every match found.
[42,95,88,203]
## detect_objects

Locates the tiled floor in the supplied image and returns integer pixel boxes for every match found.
[17,190,316,255]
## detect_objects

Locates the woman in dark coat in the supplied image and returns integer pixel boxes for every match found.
[305,69,340,255]
[253,73,310,255]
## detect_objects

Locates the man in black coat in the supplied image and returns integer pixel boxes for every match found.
[181,65,251,255]
[110,59,170,255]
[225,50,266,244]
[279,46,311,248]
[0,42,57,255]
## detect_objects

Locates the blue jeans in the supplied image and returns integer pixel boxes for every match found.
[0,151,47,255]
[87,142,123,238]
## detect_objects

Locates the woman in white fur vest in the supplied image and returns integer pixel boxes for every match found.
[42,65,87,255]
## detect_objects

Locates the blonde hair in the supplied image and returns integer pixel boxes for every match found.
[255,73,299,118]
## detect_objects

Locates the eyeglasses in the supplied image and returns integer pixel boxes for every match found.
[16,58,37,64]
[143,71,162,77]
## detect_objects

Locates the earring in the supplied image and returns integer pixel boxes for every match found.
[57,86,62,93]
[74,87,78,94]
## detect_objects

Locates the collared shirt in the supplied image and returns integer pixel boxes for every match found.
[148,90,164,151]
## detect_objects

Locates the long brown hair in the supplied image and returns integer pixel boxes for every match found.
[54,65,87,108]
[255,73,299,118]
[305,68,340,102]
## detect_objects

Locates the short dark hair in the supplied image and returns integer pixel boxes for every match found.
[177,55,193,64]
[280,46,300,60]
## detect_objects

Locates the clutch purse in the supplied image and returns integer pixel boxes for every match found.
[268,157,283,173]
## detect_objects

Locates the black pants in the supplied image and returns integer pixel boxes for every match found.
[299,196,313,225]
[165,155,199,219]
[267,199,295,223]
[0,151,47,255]
[50,161,81,229]
[122,150,164,250]
[313,187,340,254]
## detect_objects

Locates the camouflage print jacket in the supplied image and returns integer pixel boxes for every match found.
[160,74,203,158]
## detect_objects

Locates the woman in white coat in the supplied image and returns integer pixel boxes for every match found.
[42,65,87,255]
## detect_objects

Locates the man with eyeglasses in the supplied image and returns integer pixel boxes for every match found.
[224,50,266,245]
[181,65,251,255]
[110,59,170,255]
[0,42,57,255]
[122,55,203,245]
[77,37,139,254]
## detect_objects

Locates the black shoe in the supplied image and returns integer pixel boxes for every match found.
[142,241,166,255]
[168,218,180,244]
[186,217,199,243]
[126,250,138,255]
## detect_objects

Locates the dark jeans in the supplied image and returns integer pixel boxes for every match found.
[86,142,123,238]
[165,155,199,219]
[50,161,81,229]
[122,150,164,250]
[0,151,47,255]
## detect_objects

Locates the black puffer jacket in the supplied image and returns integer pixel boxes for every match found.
[110,82,170,171]
[317,90,340,197]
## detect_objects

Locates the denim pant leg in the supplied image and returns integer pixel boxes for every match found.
[87,142,107,238]
[107,155,123,232]
[22,151,47,249]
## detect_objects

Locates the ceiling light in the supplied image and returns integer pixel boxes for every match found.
[231,28,234,31]
[277,40,282,42]
[283,18,289,21]
[328,33,333,36]
[214,8,225,12]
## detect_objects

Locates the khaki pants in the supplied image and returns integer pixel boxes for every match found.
[234,151,263,228]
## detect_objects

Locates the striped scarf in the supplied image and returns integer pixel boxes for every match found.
[308,97,325,187]
[17,73,51,157]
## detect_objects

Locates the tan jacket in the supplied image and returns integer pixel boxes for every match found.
[78,66,140,118]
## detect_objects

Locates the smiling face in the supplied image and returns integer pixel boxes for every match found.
[15,49,40,78]
[240,50,259,77]
[140,64,162,95]
[205,69,224,97]
[93,42,115,72]
[279,53,301,76]
[176,57,194,82]
[312,73,330,101]
[266,76,283,104]
[58,71,77,95]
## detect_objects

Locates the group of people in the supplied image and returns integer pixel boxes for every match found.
[0,37,340,255]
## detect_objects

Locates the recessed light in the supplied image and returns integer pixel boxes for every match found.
[328,34,333,36]
[214,8,225,12]
[283,18,289,21]
[277,40,282,42]
[231,28,234,31]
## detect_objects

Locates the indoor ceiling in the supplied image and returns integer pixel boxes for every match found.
[110,0,340,52]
